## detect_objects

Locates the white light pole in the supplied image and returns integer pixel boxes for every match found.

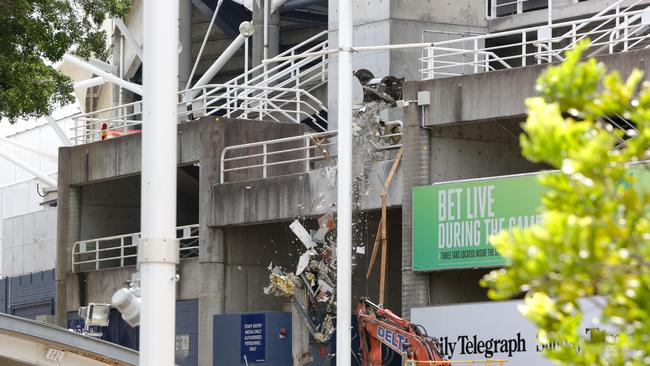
[140,1,179,366]
[336,0,353,364]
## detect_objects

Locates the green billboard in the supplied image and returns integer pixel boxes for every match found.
[413,165,650,271]
[412,173,545,271]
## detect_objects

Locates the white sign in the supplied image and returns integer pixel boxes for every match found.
[411,298,605,364]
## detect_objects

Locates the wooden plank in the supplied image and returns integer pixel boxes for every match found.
[365,216,384,279]
[383,147,403,190]
[379,192,388,305]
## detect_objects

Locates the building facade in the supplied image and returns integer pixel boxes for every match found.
[49,0,650,365]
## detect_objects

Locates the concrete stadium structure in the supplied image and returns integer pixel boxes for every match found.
[0,0,640,365]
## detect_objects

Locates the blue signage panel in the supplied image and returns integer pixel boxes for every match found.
[241,313,265,363]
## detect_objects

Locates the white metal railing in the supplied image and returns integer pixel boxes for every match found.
[72,101,142,145]
[184,84,328,131]
[421,6,650,79]
[72,31,329,145]
[220,121,403,183]
[71,224,199,272]
[488,0,550,19]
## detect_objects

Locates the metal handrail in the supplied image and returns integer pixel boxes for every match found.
[72,33,329,145]
[420,7,650,79]
[71,224,199,272]
[220,121,403,183]
[489,0,547,19]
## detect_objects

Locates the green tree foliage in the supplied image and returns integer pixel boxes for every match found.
[481,42,650,365]
[0,0,131,122]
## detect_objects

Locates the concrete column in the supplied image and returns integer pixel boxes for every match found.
[179,0,193,89]
[198,228,226,366]
[252,0,280,69]
[400,84,431,319]
[197,119,227,366]
[292,288,310,365]
[55,148,81,327]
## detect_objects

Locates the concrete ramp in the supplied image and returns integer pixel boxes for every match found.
[0,313,137,366]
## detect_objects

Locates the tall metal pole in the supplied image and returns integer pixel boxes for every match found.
[336,0,353,364]
[140,1,179,366]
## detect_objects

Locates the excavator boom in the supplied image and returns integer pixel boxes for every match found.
[357,298,450,366]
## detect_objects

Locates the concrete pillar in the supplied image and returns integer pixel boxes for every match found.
[400,84,431,319]
[198,228,226,366]
[252,0,280,69]
[179,0,193,89]
[55,148,81,327]
[292,288,310,365]
[197,119,227,366]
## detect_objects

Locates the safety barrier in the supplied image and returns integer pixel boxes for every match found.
[72,31,328,145]
[220,121,402,183]
[488,0,549,19]
[72,224,199,272]
[421,2,650,79]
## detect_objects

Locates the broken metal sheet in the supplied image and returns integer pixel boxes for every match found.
[318,213,336,232]
[317,279,333,295]
[312,228,328,244]
[290,220,316,249]
[296,250,314,276]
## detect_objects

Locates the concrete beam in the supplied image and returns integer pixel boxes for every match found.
[208,160,402,227]
[0,313,137,366]
[418,48,650,127]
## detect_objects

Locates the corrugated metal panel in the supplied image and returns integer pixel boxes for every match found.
[12,300,53,319]
[176,299,198,366]
[0,278,7,313]
[7,270,55,320]
[10,270,55,308]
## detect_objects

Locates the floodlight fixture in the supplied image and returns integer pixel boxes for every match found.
[86,303,111,327]
[112,286,141,327]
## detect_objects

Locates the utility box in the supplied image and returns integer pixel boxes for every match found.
[213,312,291,365]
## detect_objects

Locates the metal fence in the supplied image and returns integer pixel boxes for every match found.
[423,1,649,79]
[220,121,403,183]
[488,0,550,19]
[71,31,329,145]
[72,224,199,272]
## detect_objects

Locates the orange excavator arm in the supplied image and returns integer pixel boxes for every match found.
[357,298,449,366]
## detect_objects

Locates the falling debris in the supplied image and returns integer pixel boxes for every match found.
[263,266,298,297]
[265,211,338,343]
[290,220,317,249]
[353,69,404,105]
[296,250,314,275]
[264,98,402,346]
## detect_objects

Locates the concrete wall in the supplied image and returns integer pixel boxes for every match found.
[81,259,199,308]
[64,120,200,186]
[209,159,402,227]
[327,0,487,129]
[80,177,141,240]
[2,209,57,277]
[418,47,650,126]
